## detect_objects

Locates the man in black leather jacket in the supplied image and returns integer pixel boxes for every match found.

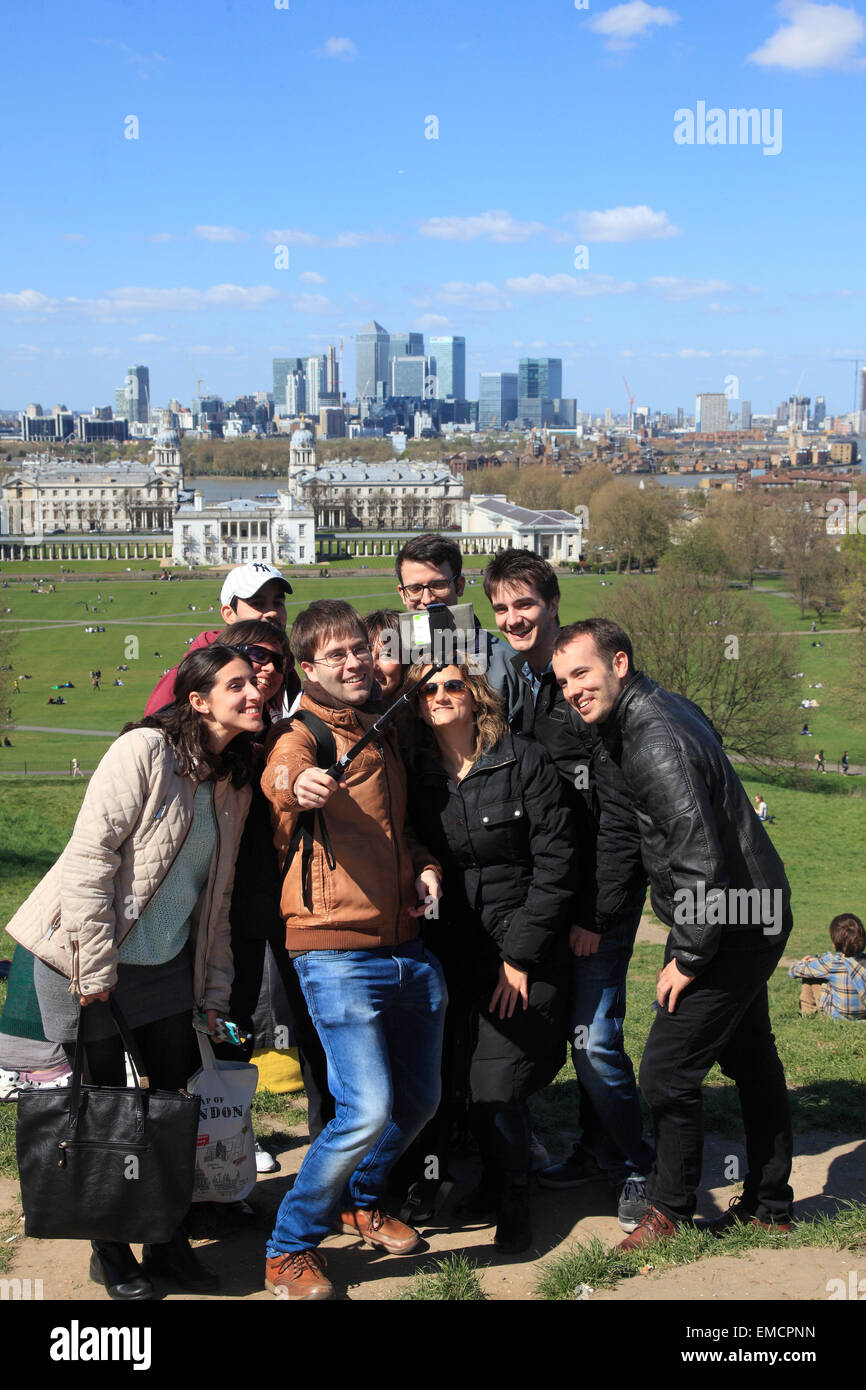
[552,617,794,1250]
[485,551,654,1233]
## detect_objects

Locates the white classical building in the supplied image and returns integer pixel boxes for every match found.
[172,491,315,568]
[286,426,463,530]
[461,494,587,563]
[0,431,184,559]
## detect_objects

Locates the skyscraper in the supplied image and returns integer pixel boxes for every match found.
[479,373,518,428]
[740,399,752,430]
[355,321,390,400]
[306,355,326,415]
[391,356,427,397]
[116,364,150,423]
[273,357,305,412]
[428,336,466,399]
[325,345,340,397]
[386,332,424,394]
[860,368,866,414]
[696,393,729,434]
[518,358,562,402]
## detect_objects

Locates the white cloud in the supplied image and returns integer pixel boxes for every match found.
[677,348,712,358]
[192,225,249,243]
[429,281,513,311]
[18,343,40,353]
[506,272,639,298]
[132,332,166,342]
[298,270,327,285]
[0,290,57,313]
[0,284,279,318]
[720,348,767,357]
[88,346,117,356]
[419,210,546,243]
[146,232,177,243]
[264,227,395,249]
[647,276,755,301]
[574,205,680,242]
[414,313,451,328]
[748,1,865,70]
[59,233,87,244]
[319,37,357,60]
[590,2,679,49]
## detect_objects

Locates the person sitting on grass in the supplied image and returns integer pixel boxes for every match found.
[754,794,773,824]
[789,913,866,1021]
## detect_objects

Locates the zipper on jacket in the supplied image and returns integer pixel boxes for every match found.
[376,742,402,946]
[197,787,220,1011]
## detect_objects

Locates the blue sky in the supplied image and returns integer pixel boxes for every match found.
[2,0,865,415]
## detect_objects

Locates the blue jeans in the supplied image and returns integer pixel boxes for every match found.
[267,940,447,1256]
[570,917,654,1186]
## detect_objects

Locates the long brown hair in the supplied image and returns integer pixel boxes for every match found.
[121,645,257,786]
[405,662,509,766]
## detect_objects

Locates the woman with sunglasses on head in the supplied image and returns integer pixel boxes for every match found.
[213,622,333,1162]
[404,663,577,1252]
[8,645,262,1299]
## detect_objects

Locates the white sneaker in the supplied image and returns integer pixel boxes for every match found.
[254,1139,278,1174]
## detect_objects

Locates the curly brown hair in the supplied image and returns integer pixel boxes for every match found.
[405,661,509,764]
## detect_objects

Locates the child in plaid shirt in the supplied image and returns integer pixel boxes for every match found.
[790,913,866,1021]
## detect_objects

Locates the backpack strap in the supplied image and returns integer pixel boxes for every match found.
[280,709,338,908]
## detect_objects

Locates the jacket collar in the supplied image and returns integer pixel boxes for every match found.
[301,678,383,717]
[600,671,651,741]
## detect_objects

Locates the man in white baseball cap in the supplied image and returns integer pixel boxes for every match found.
[219,562,293,620]
[145,562,294,716]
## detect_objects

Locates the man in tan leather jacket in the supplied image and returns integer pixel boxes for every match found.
[260,599,446,1302]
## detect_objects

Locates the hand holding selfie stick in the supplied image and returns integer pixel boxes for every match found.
[324,603,457,783]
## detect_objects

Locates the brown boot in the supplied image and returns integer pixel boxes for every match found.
[265,1250,334,1300]
[699,1194,793,1237]
[337,1207,420,1254]
[618,1204,677,1251]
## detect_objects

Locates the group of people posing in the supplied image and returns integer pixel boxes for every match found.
[7,536,798,1301]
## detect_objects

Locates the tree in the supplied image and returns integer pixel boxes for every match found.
[771,494,844,619]
[664,517,734,580]
[603,566,797,764]
[707,490,773,586]
[591,482,678,572]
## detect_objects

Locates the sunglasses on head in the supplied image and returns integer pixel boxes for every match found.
[238,644,286,673]
[419,678,469,700]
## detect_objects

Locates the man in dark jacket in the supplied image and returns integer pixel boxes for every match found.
[552,618,794,1249]
[484,551,653,1232]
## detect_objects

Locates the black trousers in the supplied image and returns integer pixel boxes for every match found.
[640,930,793,1224]
[63,1008,197,1090]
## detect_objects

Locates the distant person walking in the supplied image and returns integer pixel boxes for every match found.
[71,758,82,777]
[814,749,826,774]
[841,750,850,776]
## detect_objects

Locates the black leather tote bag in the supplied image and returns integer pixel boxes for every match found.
[16,997,200,1242]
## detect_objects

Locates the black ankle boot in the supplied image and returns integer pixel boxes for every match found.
[142,1230,218,1292]
[494,1175,532,1254]
[458,1164,502,1221]
[89,1241,153,1301]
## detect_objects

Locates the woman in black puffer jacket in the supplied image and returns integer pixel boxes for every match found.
[404,662,578,1253]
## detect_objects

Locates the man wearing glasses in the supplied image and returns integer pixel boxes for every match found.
[145,562,297,716]
[261,599,446,1300]
[395,534,511,692]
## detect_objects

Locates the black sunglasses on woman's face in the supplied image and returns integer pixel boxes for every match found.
[238,644,286,673]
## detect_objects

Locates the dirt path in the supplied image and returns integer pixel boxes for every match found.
[3,1126,862,1302]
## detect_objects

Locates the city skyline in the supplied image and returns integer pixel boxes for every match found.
[2,0,865,415]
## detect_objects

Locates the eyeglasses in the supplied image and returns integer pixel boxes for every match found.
[399,579,453,598]
[419,679,469,700]
[312,642,373,669]
[238,644,285,673]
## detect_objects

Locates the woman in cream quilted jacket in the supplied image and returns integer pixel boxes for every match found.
[8,643,262,1300]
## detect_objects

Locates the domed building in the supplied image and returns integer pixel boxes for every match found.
[152,425,183,480]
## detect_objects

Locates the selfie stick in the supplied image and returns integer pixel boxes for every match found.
[323,603,458,783]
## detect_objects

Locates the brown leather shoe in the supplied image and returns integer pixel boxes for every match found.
[618,1204,677,1251]
[700,1194,793,1237]
[337,1207,420,1254]
[265,1250,334,1300]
